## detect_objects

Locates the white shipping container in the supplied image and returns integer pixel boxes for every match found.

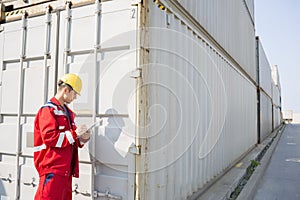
[171,0,256,82]
[272,65,281,89]
[273,106,281,130]
[0,1,137,199]
[259,90,273,142]
[136,2,257,199]
[0,0,258,199]
[256,37,272,97]
[272,82,281,107]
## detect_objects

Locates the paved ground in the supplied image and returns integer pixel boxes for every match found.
[253,124,300,200]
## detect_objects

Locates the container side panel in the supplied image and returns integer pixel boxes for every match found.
[272,83,281,107]
[143,2,257,199]
[173,0,256,82]
[272,65,281,89]
[273,106,281,129]
[259,90,273,141]
[257,39,272,97]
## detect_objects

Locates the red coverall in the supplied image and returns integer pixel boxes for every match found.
[34,97,83,200]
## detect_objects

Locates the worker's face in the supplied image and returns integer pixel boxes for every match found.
[63,87,77,104]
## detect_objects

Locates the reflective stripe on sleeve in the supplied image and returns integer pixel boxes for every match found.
[33,144,47,152]
[65,130,75,144]
[55,132,65,147]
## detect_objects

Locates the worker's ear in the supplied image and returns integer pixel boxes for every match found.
[63,86,69,94]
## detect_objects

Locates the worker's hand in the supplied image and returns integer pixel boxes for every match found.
[76,124,91,144]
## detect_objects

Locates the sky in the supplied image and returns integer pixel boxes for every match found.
[254,0,300,113]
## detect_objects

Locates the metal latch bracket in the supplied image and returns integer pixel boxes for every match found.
[129,143,141,155]
[130,68,141,79]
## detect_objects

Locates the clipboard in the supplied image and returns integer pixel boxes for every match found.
[86,119,104,132]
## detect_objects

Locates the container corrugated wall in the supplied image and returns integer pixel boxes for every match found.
[272,65,281,89]
[137,2,257,199]
[273,106,281,129]
[271,64,281,130]
[259,91,273,140]
[256,37,274,142]
[256,38,272,97]
[171,0,256,82]
[272,81,281,129]
[272,83,281,107]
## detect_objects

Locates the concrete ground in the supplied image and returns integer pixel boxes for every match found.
[253,124,300,200]
[193,124,285,200]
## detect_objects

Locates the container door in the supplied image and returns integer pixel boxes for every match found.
[0,6,57,199]
[57,0,138,199]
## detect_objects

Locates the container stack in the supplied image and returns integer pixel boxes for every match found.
[255,58,282,133]
[0,0,282,199]
[271,65,282,130]
[139,0,257,199]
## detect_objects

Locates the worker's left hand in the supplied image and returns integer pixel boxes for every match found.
[76,124,91,143]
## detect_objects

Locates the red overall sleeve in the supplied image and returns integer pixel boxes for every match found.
[38,107,77,148]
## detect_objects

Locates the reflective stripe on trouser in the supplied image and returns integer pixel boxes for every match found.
[34,173,72,200]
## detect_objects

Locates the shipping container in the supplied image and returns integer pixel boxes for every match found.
[258,90,273,142]
[137,2,257,199]
[0,0,260,199]
[273,106,281,130]
[1,1,137,199]
[256,37,272,97]
[272,82,281,107]
[272,65,281,89]
[271,65,281,129]
[169,0,256,82]
[255,37,274,143]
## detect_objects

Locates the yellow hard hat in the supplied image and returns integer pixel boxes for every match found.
[59,73,82,95]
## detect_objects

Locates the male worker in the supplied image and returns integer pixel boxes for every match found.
[33,73,90,200]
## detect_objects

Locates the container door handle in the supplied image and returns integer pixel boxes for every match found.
[23,177,37,187]
[93,190,122,199]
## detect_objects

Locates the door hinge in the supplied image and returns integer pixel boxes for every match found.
[129,143,141,155]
